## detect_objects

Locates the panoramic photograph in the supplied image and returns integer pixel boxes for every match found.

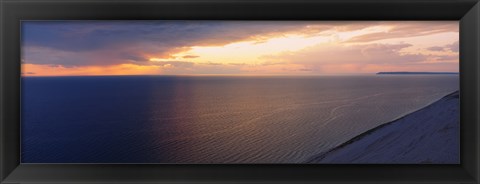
[21,21,459,164]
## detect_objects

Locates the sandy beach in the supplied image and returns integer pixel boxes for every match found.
[307,91,460,164]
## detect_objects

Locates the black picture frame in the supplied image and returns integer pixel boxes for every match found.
[1,0,479,183]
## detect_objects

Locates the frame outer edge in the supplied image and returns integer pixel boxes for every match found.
[1,1,20,183]
[460,0,480,184]
[0,0,4,182]
[473,2,480,182]
[477,2,480,182]
[472,2,480,182]
[0,1,479,184]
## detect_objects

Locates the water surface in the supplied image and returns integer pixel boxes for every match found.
[21,75,459,163]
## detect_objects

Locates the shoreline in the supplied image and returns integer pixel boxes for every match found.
[307,90,460,164]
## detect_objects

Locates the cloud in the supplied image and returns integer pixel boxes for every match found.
[435,55,458,61]
[346,21,458,43]
[425,41,459,53]
[23,46,144,66]
[21,21,402,68]
[279,43,425,64]
[260,42,451,74]
[22,21,318,52]
[21,72,36,75]
[445,41,459,52]
[150,61,195,68]
[120,53,150,62]
[21,21,458,75]
[426,46,446,51]
[200,62,224,66]
[228,63,247,66]
[22,21,323,67]
[182,55,199,59]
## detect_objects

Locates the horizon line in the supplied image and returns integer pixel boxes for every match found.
[21,72,460,77]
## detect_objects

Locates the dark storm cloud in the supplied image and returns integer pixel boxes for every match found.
[22,21,319,52]
[22,21,323,66]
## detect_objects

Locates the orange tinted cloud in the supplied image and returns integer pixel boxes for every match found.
[22,64,163,76]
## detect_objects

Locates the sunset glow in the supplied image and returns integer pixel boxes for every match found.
[22,21,458,76]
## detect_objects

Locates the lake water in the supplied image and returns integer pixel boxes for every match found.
[21,75,459,163]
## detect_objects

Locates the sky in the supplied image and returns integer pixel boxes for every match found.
[21,21,459,76]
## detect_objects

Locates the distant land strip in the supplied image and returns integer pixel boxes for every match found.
[376,72,459,75]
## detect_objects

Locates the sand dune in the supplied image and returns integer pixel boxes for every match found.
[308,91,459,164]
